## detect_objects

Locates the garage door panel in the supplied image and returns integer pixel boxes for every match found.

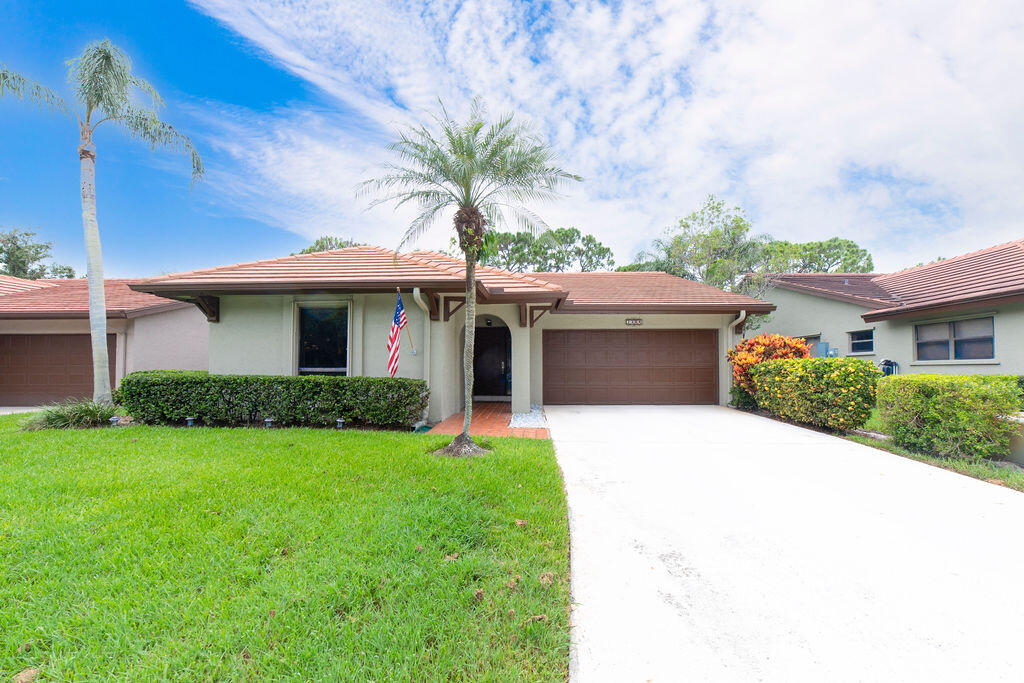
[543,328,718,405]
[0,334,116,405]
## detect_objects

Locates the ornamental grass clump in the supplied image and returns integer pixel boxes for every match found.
[23,399,120,431]
[877,374,1023,459]
[751,357,880,431]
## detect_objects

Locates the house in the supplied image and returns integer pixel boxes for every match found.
[756,238,1024,375]
[0,276,209,405]
[130,247,774,421]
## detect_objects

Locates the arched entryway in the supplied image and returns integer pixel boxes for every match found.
[472,314,511,400]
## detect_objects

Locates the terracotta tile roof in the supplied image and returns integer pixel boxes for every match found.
[133,246,770,313]
[770,238,1024,321]
[863,238,1024,320]
[134,246,565,302]
[0,274,58,296]
[0,279,188,319]
[773,273,895,307]
[532,271,775,313]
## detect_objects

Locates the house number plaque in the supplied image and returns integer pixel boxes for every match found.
[624,318,643,326]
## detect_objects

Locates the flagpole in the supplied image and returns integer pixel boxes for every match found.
[397,287,416,353]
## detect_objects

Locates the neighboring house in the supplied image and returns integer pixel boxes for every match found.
[131,246,773,421]
[0,276,209,405]
[757,238,1024,375]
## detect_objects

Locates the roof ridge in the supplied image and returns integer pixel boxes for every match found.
[138,245,391,284]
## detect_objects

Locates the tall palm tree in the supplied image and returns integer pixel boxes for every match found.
[1,40,203,403]
[362,101,579,456]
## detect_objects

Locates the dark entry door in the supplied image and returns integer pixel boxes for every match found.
[473,327,511,396]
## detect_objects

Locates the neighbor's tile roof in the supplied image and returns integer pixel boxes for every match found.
[773,273,895,307]
[0,274,58,295]
[0,279,187,318]
[532,271,775,312]
[771,238,1024,321]
[864,238,1024,320]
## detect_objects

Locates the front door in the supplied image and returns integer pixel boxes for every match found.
[473,326,511,397]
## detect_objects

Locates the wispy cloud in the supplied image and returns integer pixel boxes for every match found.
[188,0,1024,270]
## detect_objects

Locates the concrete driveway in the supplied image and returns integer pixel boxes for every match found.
[547,405,1024,682]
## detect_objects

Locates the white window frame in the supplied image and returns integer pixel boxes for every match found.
[848,328,875,355]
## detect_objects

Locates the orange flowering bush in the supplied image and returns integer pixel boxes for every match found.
[726,334,811,394]
[751,357,880,431]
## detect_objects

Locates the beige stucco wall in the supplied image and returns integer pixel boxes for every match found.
[758,287,1024,375]
[207,293,746,422]
[126,305,209,373]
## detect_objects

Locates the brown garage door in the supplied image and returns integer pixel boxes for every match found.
[0,334,116,405]
[543,329,718,404]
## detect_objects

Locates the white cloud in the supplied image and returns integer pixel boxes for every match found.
[188,0,1024,270]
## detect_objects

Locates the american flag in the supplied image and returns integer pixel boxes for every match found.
[387,292,408,377]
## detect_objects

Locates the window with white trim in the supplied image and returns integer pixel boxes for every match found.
[298,305,349,375]
[914,316,994,361]
[849,329,874,354]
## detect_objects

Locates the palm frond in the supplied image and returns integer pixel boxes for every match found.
[0,65,69,114]
[118,106,204,183]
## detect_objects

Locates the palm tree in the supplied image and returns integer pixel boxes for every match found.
[1,40,203,403]
[362,101,579,456]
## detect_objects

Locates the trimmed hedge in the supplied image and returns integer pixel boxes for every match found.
[115,371,429,429]
[877,374,1023,459]
[751,357,880,431]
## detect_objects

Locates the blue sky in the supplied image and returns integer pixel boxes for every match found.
[2,1,1022,277]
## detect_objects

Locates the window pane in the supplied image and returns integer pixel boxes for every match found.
[850,329,873,342]
[299,307,348,375]
[917,340,949,361]
[915,322,949,342]
[953,317,993,339]
[954,338,994,360]
[851,340,873,353]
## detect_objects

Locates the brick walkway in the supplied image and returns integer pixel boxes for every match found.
[429,401,550,439]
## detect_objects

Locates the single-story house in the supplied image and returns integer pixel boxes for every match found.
[756,238,1024,375]
[0,276,209,405]
[131,247,774,421]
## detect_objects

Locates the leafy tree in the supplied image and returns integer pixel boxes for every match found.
[362,101,579,455]
[2,41,203,403]
[294,235,363,255]
[625,195,770,289]
[0,228,75,279]
[767,237,874,273]
[456,227,614,272]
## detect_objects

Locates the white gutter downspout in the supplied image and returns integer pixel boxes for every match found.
[728,310,747,338]
[412,287,431,420]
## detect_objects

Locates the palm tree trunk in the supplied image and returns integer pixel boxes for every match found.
[79,122,112,404]
[461,256,476,437]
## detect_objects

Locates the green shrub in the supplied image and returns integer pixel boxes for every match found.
[24,399,120,431]
[115,371,429,429]
[751,357,880,431]
[877,374,1023,459]
[729,384,758,410]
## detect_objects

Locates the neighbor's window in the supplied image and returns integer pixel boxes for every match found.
[298,305,349,375]
[849,329,874,353]
[914,316,994,361]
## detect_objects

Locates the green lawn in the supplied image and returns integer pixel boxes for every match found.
[0,414,569,681]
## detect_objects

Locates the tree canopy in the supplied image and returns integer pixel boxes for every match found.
[0,228,75,279]
[455,227,614,272]
[293,236,363,255]
[766,237,874,273]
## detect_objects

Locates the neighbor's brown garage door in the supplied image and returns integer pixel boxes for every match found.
[0,334,116,405]
[542,329,718,404]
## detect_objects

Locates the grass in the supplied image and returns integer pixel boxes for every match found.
[847,408,1024,493]
[0,414,569,681]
